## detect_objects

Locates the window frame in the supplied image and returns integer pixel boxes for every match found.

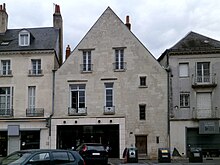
[0,87,13,115]
[28,86,36,110]
[113,48,126,71]
[139,76,147,87]
[70,84,86,110]
[82,51,92,72]
[19,30,30,46]
[179,63,189,78]
[1,60,11,76]
[180,92,190,108]
[139,104,146,120]
[196,62,210,83]
[105,83,114,107]
[31,59,42,75]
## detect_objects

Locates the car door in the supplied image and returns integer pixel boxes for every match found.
[51,151,77,165]
[25,152,51,165]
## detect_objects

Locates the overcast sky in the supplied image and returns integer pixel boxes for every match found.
[4,0,220,59]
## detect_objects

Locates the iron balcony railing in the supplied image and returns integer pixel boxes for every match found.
[113,62,127,71]
[0,108,13,116]
[28,69,43,76]
[68,107,87,116]
[80,64,93,72]
[103,106,115,115]
[192,108,219,119]
[26,108,44,117]
[0,70,12,76]
[192,74,217,87]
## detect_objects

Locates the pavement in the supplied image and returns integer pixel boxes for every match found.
[108,157,220,165]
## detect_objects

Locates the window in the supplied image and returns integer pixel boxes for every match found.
[70,84,86,110]
[29,152,50,162]
[179,63,189,77]
[114,49,126,70]
[19,30,30,46]
[1,60,11,75]
[180,92,190,108]
[196,62,210,83]
[0,87,12,115]
[140,76,147,86]
[82,51,92,72]
[30,59,42,75]
[28,86,36,110]
[139,105,146,120]
[105,83,114,107]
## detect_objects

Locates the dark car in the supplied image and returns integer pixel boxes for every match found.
[0,149,85,165]
[76,143,108,165]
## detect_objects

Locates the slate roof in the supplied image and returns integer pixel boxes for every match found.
[158,31,220,61]
[0,27,59,52]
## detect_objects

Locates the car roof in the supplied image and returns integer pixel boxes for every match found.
[14,149,74,153]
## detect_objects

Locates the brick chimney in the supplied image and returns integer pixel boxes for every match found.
[125,15,131,30]
[65,45,71,60]
[53,4,63,64]
[0,3,8,33]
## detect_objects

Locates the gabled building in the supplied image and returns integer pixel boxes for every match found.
[0,3,62,156]
[53,7,168,159]
[158,31,220,157]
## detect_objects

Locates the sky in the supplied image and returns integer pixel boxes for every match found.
[4,0,220,59]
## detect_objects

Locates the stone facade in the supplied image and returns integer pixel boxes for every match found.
[53,7,168,159]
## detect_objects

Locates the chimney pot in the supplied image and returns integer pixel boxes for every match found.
[55,4,60,14]
[3,3,5,11]
[125,15,131,30]
[65,45,71,60]
[0,5,2,11]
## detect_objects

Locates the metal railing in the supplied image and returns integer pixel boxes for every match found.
[0,70,12,76]
[192,74,217,87]
[80,64,93,72]
[0,108,13,116]
[113,62,127,71]
[26,108,44,117]
[68,107,87,116]
[103,106,115,115]
[28,69,43,75]
[192,108,219,119]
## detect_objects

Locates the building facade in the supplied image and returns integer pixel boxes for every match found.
[0,4,62,156]
[52,7,168,159]
[158,31,220,157]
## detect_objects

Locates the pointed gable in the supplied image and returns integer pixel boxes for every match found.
[170,31,220,54]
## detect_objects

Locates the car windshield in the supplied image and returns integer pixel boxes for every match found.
[1,152,31,165]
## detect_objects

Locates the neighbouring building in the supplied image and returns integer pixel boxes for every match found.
[0,3,62,156]
[158,31,220,157]
[52,7,168,159]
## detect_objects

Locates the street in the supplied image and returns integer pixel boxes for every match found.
[108,157,220,165]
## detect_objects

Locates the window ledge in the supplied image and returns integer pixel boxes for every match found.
[139,85,148,88]
[81,71,93,74]
[0,75,13,77]
[114,69,126,72]
[28,74,44,77]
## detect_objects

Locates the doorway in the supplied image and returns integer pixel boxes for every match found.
[135,135,147,156]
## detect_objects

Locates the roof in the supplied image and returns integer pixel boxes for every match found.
[0,27,59,52]
[158,31,220,61]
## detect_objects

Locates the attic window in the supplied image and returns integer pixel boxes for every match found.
[19,30,30,46]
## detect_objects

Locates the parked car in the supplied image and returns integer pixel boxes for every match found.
[76,143,108,165]
[0,149,85,165]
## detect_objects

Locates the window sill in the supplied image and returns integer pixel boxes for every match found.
[28,74,44,77]
[114,69,126,72]
[81,70,93,74]
[139,85,148,88]
[0,75,13,77]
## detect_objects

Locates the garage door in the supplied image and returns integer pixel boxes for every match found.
[196,92,211,118]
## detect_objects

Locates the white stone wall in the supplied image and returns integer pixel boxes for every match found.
[54,8,168,159]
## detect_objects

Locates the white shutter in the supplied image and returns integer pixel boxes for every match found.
[196,93,211,118]
[179,63,189,77]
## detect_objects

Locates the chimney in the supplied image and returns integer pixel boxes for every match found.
[125,15,131,30]
[65,45,71,60]
[0,3,8,33]
[53,4,63,65]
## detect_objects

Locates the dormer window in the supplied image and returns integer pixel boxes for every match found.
[19,30,30,46]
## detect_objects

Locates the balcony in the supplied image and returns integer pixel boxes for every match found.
[0,70,12,77]
[68,107,87,116]
[0,108,13,117]
[80,64,93,73]
[26,108,44,117]
[113,62,127,72]
[192,108,219,120]
[103,106,115,115]
[192,74,217,88]
[28,69,43,76]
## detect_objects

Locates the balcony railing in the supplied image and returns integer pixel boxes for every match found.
[113,62,127,71]
[26,108,44,117]
[192,74,217,88]
[0,108,13,117]
[68,107,87,116]
[103,106,115,115]
[28,69,43,76]
[192,108,219,119]
[80,64,93,72]
[0,70,12,76]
